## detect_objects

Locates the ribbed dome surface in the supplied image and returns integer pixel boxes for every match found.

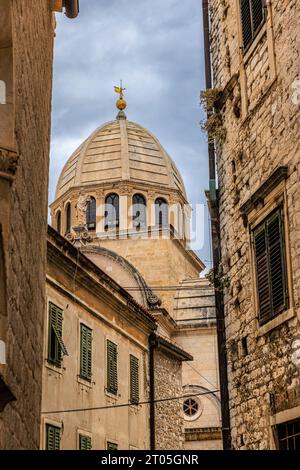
[55,118,187,199]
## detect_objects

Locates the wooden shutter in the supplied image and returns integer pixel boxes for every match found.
[267,210,287,314]
[46,424,60,450]
[130,355,139,405]
[240,0,265,51]
[107,340,118,395]
[79,434,92,450]
[253,207,287,325]
[48,302,65,366]
[107,441,118,450]
[80,324,92,381]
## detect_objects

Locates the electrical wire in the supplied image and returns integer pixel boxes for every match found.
[42,389,220,415]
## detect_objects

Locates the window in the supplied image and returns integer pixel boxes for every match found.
[253,206,288,325]
[132,194,147,229]
[79,434,92,450]
[276,419,300,450]
[86,197,96,230]
[155,198,169,227]
[107,441,118,451]
[183,398,199,417]
[240,0,266,52]
[105,193,119,230]
[130,355,139,405]
[56,211,61,234]
[107,340,118,395]
[80,324,92,381]
[48,302,68,367]
[46,424,61,450]
[65,202,71,234]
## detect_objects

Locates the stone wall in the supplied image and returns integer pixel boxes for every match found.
[208,0,300,449]
[0,0,54,449]
[154,350,184,449]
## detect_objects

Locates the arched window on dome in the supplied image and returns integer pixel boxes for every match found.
[86,197,96,230]
[155,198,169,227]
[105,193,119,230]
[132,194,147,229]
[56,211,61,235]
[65,203,71,234]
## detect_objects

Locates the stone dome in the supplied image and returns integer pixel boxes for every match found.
[55,115,187,200]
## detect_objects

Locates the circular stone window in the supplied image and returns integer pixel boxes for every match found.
[183,397,202,421]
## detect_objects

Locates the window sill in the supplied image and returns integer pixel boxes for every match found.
[45,360,64,375]
[77,376,93,389]
[257,308,295,337]
[105,390,119,401]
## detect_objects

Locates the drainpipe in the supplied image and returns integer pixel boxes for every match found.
[202,0,232,450]
[149,333,156,451]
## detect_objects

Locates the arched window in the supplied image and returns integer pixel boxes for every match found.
[155,198,169,227]
[132,194,147,229]
[105,193,119,230]
[56,211,61,235]
[86,197,96,230]
[65,203,71,234]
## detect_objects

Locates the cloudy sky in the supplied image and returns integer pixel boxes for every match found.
[49,0,212,268]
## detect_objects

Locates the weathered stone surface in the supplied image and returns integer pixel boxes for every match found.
[209,0,300,449]
[0,0,54,450]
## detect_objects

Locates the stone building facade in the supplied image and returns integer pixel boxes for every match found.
[207,0,300,449]
[0,0,54,449]
[50,103,222,449]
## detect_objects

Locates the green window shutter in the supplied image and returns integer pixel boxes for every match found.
[46,424,61,450]
[130,355,139,405]
[254,207,287,325]
[79,434,92,450]
[48,302,68,366]
[107,340,118,395]
[267,210,287,315]
[80,324,92,381]
[107,441,118,451]
[240,0,265,51]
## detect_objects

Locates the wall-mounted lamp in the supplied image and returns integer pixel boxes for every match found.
[51,0,79,19]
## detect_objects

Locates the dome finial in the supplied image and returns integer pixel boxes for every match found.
[114,80,127,119]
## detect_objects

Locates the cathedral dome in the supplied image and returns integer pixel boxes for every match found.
[55,116,187,200]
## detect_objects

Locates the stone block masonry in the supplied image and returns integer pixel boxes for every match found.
[208,0,300,449]
[0,0,54,449]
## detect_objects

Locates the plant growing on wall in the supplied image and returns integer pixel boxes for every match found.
[205,263,230,290]
[200,88,226,144]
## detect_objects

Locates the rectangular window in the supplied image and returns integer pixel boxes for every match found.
[107,441,118,451]
[130,355,139,405]
[79,434,92,450]
[276,419,300,450]
[107,340,118,395]
[48,302,68,367]
[240,0,266,52]
[46,424,61,450]
[253,206,288,325]
[80,324,92,381]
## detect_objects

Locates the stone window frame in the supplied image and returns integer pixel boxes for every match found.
[44,295,66,376]
[269,405,300,450]
[77,427,92,450]
[235,0,277,119]
[41,417,63,450]
[104,334,120,401]
[128,349,142,409]
[247,180,295,336]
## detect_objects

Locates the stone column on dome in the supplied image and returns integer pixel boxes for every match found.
[95,189,105,234]
[147,190,156,227]
[119,186,130,232]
